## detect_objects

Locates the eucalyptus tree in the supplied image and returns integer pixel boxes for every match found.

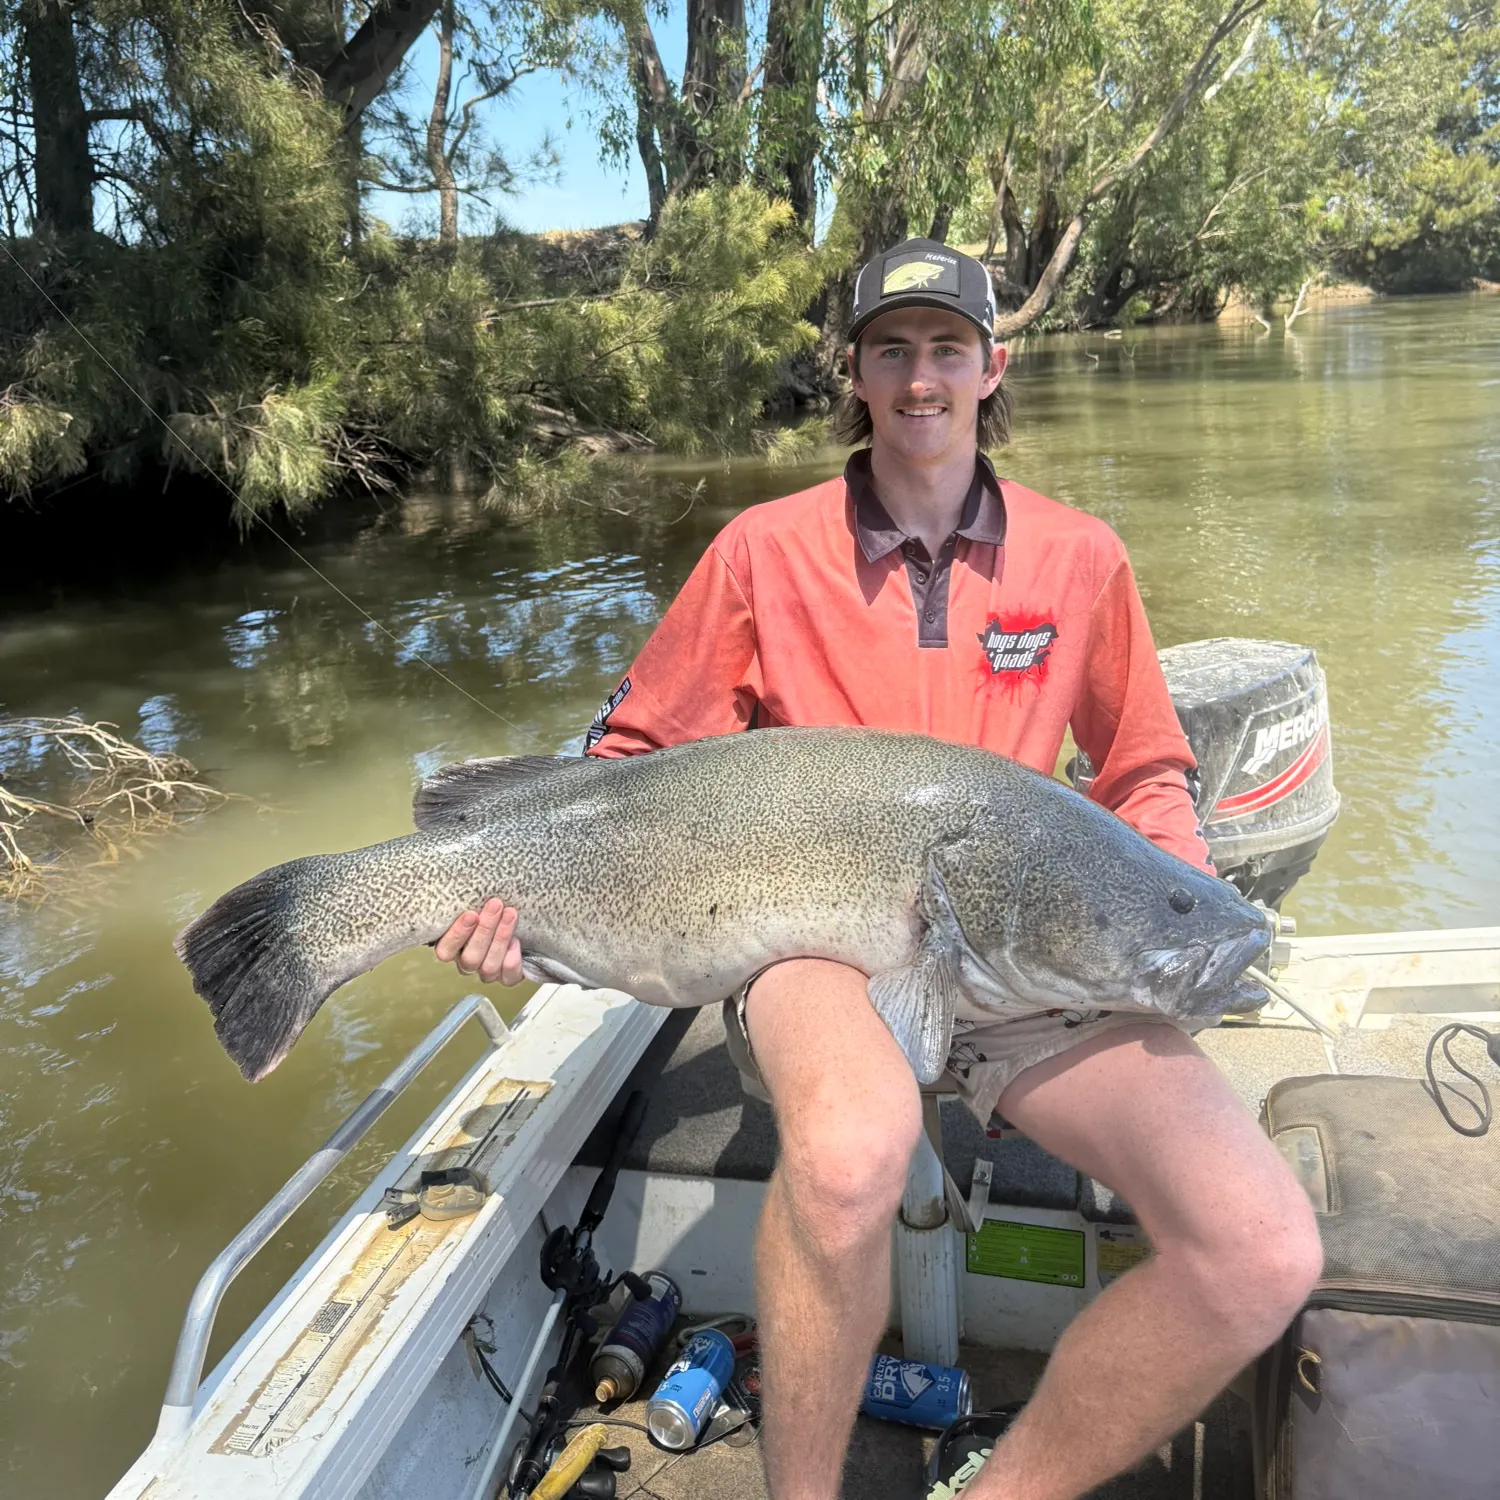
[596,0,760,226]
[1017,0,1500,321]
[359,0,590,242]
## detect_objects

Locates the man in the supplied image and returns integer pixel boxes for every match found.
[436,239,1321,1500]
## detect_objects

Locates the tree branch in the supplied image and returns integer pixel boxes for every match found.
[992,0,1267,340]
[1203,13,1263,102]
[447,64,540,165]
[320,0,443,126]
[1285,277,1312,329]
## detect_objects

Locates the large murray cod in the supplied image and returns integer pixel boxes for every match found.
[177,727,1272,1083]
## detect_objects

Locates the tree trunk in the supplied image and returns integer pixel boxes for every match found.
[760,0,821,230]
[982,127,1016,262]
[627,15,675,227]
[428,0,457,244]
[927,204,952,243]
[817,14,924,370]
[320,0,443,126]
[819,190,909,369]
[23,0,93,236]
[682,0,747,182]
[1001,183,1027,292]
[991,0,1267,340]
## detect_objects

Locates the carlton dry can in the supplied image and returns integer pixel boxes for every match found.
[591,1272,682,1403]
[860,1353,972,1430]
[644,1328,736,1450]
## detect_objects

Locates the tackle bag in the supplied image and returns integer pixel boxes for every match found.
[1253,1073,1500,1500]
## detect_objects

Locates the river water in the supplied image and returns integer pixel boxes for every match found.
[2,295,1497,1495]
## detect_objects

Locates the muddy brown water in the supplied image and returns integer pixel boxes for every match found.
[2,295,1497,1497]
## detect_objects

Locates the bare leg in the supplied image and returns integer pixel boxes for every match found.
[966,1022,1323,1500]
[746,959,922,1500]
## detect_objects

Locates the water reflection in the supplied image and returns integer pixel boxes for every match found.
[0,295,1496,1498]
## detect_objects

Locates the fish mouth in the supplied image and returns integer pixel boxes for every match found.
[1134,926,1272,1018]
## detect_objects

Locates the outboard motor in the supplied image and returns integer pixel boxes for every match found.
[1073,639,1340,908]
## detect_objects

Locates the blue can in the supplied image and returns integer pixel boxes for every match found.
[590,1272,682,1403]
[860,1353,972,1430]
[645,1327,736,1450]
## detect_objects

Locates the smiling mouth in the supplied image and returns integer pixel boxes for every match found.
[898,405,946,418]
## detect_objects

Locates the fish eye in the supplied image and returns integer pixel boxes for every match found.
[1169,888,1196,914]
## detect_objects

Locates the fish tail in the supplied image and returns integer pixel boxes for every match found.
[175,851,406,1082]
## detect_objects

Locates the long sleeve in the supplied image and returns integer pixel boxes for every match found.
[1071,555,1214,872]
[585,542,762,757]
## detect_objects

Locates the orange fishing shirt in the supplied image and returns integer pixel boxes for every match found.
[586,449,1212,870]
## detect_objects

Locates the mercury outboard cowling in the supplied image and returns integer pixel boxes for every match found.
[1072,638,1340,908]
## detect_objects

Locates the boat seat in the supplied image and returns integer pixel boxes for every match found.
[576,1005,1095,1217]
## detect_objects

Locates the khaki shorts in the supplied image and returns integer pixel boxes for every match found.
[722,971,1207,1126]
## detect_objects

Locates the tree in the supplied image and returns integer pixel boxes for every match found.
[19,0,93,235]
[360,0,574,242]
[757,0,822,228]
[597,0,763,229]
[809,0,1095,358]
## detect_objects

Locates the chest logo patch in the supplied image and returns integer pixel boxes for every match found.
[978,615,1058,677]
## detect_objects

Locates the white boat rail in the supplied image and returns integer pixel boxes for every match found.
[155,993,511,1445]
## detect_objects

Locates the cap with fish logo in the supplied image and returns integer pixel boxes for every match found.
[848,238,998,344]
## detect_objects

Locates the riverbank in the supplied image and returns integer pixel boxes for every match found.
[3,209,1493,553]
[3,298,1498,1500]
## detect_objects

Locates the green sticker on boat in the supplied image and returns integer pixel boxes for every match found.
[966,1218,1085,1286]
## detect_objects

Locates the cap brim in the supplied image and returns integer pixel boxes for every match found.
[847,294,994,344]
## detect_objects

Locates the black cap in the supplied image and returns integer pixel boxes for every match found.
[848,239,998,344]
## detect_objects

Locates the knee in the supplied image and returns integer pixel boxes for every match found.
[777,1080,922,1260]
[1172,1187,1324,1353]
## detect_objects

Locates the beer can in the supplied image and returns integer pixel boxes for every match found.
[860,1353,972,1430]
[645,1328,736,1450]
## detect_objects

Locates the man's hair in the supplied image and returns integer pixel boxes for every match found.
[831,337,1014,449]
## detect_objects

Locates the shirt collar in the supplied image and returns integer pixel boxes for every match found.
[846,448,1007,563]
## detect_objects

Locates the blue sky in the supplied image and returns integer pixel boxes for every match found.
[365,5,689,235]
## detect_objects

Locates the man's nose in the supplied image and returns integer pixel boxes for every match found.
[906,354,941,389]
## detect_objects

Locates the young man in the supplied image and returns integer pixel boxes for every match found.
[436,240,1322,1500]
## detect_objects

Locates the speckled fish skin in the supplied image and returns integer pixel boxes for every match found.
[176,726,1272,1082]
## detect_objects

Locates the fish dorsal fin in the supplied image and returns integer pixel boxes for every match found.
[413,755,584,830]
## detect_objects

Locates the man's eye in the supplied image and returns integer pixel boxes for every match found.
[880,347,904,358]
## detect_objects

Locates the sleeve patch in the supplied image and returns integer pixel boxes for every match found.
[584,677,632,751]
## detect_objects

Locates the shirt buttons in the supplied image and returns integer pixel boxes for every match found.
[916,571,928,583]
[924,611,936,623]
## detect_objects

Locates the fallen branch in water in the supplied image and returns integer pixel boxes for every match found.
[1285,278,1312,331]
[0,717,231,902]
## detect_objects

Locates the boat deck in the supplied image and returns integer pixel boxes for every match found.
[569,1341,1254,1500]
[567,1003,1462,1500]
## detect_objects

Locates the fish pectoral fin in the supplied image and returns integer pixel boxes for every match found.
[413,754,587,830]
[867,936,963,1086]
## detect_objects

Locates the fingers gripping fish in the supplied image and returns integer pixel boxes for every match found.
[175,727,1272,1083]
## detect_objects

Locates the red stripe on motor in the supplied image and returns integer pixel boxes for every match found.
[1209,728,1329,823]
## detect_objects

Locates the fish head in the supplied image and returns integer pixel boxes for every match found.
[975,825,1273,1022]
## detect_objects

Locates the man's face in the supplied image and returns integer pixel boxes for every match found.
[849,307,1007,464]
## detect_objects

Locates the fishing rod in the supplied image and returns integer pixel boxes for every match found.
[469,1088,651,1500]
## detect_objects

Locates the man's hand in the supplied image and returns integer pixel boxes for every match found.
[434,898,525,985]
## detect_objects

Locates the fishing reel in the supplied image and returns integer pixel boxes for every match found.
[506,1428,631,1500]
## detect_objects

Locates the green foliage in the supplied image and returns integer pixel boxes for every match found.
[2,0,1497,527]
[0,390,87,498]
[955,0,1500,322]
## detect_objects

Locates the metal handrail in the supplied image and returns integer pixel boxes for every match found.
[154,993,511,1446]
